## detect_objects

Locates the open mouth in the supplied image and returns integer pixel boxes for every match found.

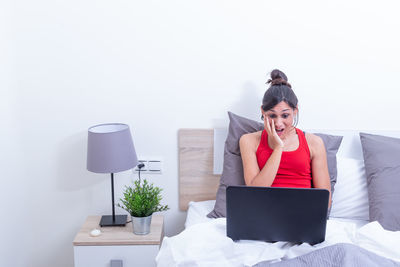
[276,129,284,135]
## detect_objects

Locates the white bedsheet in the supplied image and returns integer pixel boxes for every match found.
[157,201,400,267]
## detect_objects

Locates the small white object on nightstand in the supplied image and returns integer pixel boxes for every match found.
[90,229,101,237]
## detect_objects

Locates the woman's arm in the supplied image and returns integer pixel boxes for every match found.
[239,133,283,186]
[307,133,332,208]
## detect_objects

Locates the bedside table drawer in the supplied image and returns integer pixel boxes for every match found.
[74,245,159,267]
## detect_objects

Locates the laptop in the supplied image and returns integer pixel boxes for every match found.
[226,185,329,245]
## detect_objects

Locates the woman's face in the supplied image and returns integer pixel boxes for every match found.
[262,101,297,137]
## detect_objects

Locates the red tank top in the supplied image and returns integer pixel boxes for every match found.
[256,128,312,188]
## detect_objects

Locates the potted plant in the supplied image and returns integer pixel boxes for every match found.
[118,177,169,235]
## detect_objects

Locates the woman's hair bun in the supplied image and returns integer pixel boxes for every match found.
[267,69,291,88]
[270,69,288,81]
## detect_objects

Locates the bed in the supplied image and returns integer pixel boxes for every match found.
[156,113,400,266]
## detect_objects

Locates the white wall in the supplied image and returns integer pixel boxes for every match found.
[1,0,400,266]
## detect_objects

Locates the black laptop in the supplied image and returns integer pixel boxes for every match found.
[226,186,329,245]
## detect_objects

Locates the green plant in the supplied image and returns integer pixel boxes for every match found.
[118,179,169,217]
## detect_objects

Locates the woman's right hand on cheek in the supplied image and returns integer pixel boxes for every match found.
[264,116,284,150]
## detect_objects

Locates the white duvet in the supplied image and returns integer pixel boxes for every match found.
[156,218,400,267]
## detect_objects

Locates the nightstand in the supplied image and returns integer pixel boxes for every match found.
[73,214,164,267]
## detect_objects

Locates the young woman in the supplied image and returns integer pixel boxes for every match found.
[239,69,331,207]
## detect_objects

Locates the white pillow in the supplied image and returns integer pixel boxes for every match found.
[184,200,215,229]
[330,157,369,221]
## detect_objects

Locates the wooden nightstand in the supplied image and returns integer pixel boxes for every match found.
[73,214,164,267]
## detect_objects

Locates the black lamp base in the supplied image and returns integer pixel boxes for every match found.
[99,215,127,227]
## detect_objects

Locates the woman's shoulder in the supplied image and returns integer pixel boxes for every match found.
[239,131,263,149]
[240,130,263,141]
[304,132,325,156]
[304,132,324,146]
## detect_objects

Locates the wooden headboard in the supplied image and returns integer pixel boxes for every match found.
[178,129,220,211]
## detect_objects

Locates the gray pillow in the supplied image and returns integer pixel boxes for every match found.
[360,132,400,231]
[313,133,343,196]
[207,111,343,218]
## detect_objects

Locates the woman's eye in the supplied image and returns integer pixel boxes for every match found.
[282,114,289,119]
[269,114,276,119]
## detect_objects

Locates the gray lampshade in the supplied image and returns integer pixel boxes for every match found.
[87,123,138,173]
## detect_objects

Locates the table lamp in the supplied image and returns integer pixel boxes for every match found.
[87,123,138,226]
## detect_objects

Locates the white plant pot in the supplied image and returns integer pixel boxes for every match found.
[131,214,152,235]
